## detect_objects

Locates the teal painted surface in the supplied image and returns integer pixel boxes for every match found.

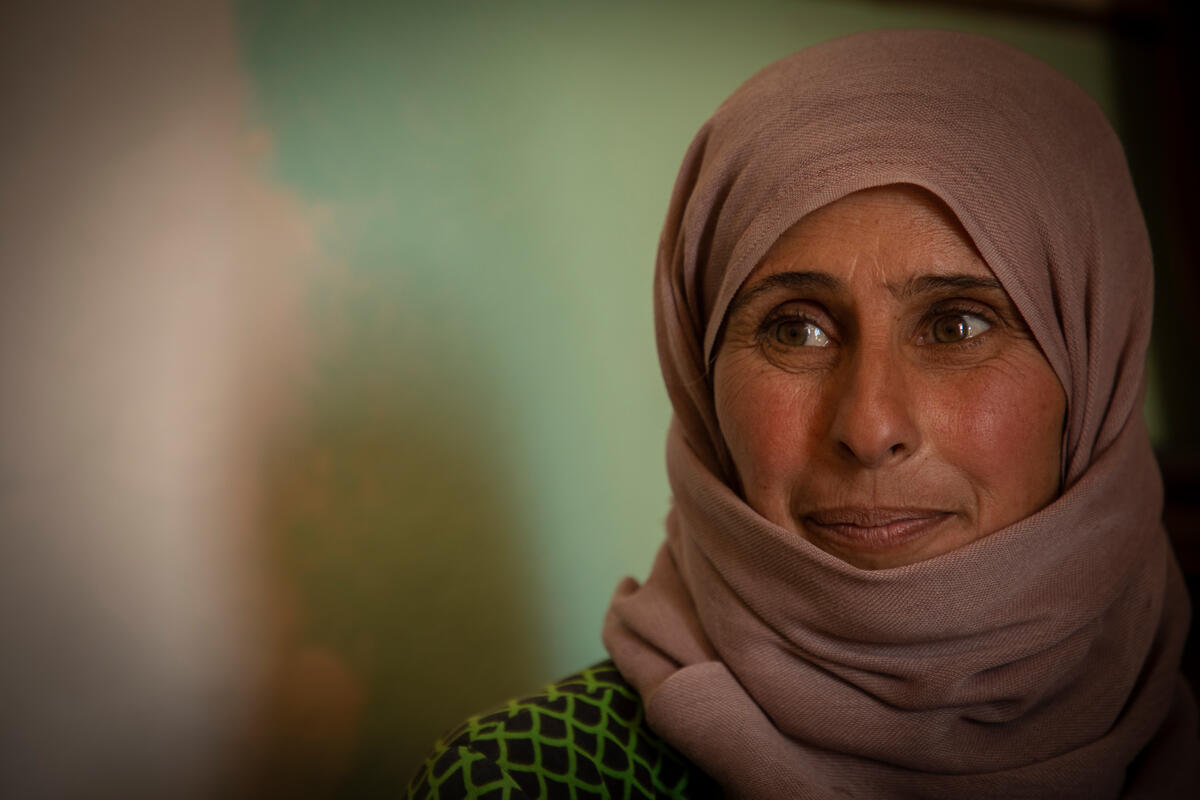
[235,0,1116,790]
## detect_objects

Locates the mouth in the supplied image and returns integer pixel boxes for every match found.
[802,507,953,553]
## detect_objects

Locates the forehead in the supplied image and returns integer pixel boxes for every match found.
[750,185,992,289]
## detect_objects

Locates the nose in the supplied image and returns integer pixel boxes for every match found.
[828,343,921,468]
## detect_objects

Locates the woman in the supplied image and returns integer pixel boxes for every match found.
[409,29,1197,798]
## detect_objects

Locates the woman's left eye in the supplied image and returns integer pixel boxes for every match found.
[929,312,992,343]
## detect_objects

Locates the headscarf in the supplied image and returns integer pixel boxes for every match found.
[603,29,1197,798]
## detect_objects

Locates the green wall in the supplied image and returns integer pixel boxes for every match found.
[235,0,1116,791]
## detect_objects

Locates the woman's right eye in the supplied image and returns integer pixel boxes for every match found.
[771,318,830,347]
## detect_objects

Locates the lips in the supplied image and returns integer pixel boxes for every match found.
[802,507,952,552]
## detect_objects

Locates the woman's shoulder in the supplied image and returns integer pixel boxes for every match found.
[406,660,720,799]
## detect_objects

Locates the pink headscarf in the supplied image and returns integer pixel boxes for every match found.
[604,29,1197,797]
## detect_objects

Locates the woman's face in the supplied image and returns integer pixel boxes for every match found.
[713,185,1066,569]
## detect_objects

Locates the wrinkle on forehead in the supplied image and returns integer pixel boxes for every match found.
[747,186,993,298]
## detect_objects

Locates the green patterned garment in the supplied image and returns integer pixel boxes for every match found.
[407,661,720,799]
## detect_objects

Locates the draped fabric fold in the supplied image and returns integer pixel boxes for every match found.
[604,29,1197,797]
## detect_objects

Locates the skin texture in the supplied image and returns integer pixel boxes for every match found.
[713,185,1067,569]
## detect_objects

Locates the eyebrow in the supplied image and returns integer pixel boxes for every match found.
[726,271,840,318]
[726,270,1005,317]
[888,274,1004,299]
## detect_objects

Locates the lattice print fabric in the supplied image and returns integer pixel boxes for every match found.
[407,662,719,799]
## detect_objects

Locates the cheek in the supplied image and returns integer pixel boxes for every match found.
[927,357,1065,525]
[714,356,825,494]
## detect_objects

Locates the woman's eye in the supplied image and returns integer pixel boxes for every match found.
[930,312,992,343]
[773,319,830,347]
